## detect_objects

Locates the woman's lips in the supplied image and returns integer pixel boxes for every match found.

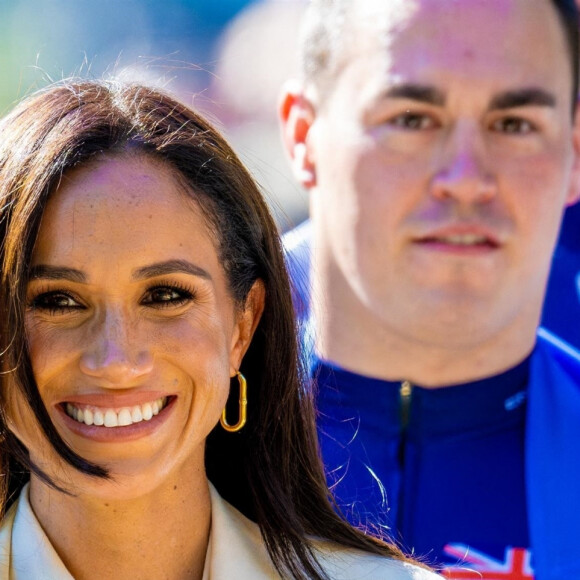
[64,397,169,427]
[57,395,176,442]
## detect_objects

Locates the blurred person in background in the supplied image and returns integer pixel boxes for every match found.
[211,0,309,229]
[280,0,580,577]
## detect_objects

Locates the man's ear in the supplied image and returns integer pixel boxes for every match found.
[566,99,580,207]
[229,280,266,374]
[278,79,317,189]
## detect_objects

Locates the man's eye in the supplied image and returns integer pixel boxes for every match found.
[492,117,535,135]
[142,286,194,308]
[389,112,436,130]
[29,292,83,314]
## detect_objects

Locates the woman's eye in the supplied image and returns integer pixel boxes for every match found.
[389,112,436,131]
[142,286,193,308]
[30,292,83,314]
[491,117,535,135]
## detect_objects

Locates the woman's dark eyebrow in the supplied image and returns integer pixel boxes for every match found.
[29,265,86,282]
[29,260,212,282]
[133,259,213,281]
[488,88,557,111]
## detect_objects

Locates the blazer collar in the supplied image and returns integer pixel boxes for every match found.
[203,483,279,579]
[1,484,73,580]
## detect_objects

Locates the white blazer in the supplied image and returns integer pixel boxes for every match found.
[0,483,440,579]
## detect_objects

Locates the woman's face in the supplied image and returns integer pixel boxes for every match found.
[12,155,263,498]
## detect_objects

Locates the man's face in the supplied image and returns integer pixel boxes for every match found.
[302,0,580,349]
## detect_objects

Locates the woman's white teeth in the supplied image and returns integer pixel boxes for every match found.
[94,410,104,426]
[84,409,94,426]
[143,402,153,421]
[104,410,118,427]
[66,398,167,427]
[131,406,143,422]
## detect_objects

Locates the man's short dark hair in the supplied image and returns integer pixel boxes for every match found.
[300,0,579,108]
[553,0,580,104]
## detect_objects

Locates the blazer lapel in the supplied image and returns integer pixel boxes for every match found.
[205,484,279,579]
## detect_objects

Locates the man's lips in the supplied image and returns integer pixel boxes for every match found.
[413,226,501,249]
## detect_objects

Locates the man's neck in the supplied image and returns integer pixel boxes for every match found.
[311,262,540,389]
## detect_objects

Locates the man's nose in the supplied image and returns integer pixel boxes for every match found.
[430,121,497,205]
[79,309,154,384]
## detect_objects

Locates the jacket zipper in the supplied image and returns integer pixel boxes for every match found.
[400,380,413,432]
[397,380,413,533]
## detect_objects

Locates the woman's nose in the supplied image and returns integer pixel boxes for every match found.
[79,310,154,384]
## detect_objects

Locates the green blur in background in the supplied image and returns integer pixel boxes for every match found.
[0,0,309,228]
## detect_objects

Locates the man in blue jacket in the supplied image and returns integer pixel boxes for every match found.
[279,1,580,578]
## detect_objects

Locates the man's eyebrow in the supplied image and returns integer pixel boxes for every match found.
[133,259,212,281]
[383,84,446,106]
[489,88,557,111]
[29,265,86,283]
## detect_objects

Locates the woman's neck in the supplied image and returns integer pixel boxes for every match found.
[28,464,211,580]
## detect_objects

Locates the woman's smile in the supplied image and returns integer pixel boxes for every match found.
[64,396,169,427]
[58,395,176,443]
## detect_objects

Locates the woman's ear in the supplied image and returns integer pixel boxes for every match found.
[278,80,317,189]
[229,279,266,373]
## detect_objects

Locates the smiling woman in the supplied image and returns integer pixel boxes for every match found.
[0,80,439,580]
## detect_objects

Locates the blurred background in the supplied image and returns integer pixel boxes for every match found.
[0,0,308,230]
